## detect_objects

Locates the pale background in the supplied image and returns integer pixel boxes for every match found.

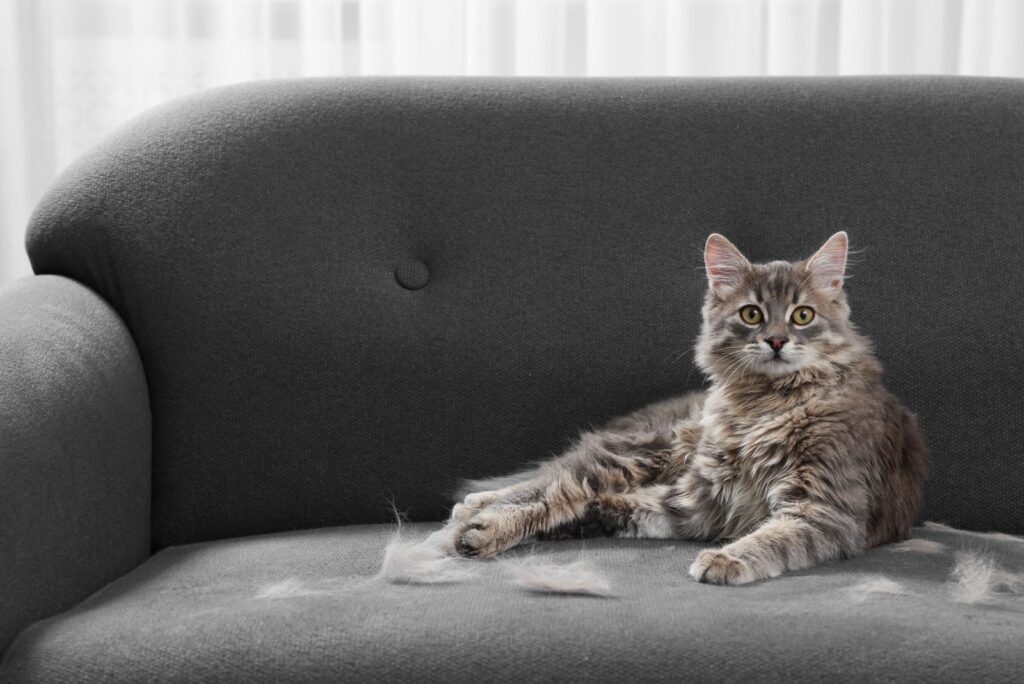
[3,0,1024,284]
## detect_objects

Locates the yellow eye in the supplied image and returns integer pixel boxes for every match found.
[739,305,763,325]
[791,306,815,325]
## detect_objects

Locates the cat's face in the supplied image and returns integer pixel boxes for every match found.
[695,232,856,381]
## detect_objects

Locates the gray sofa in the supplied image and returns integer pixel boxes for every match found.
[2,77,1023,682]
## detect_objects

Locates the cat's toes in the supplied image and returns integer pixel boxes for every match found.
[463,491,501,509]
[450,491,502,524]
[689,548,757,585]
[450,503,474,523]
[456,510,519,559]
[457,523,500,558]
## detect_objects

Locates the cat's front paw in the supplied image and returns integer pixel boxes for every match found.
[455,509,522,559]
[456,525,498,558]
[689,548,757,585]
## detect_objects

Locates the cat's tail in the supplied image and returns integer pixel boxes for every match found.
[451,464,547,502]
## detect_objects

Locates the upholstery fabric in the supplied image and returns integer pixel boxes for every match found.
[24,77,1024,546]
[3,524,1023,682]
[0,275,151,653]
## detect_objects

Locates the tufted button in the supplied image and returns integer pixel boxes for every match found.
[394,259,430,290]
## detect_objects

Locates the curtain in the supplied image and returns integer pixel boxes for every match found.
[3,0,1024,285]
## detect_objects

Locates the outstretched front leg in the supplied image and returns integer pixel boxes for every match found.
[457,471,596,557]
[689,494,865,585]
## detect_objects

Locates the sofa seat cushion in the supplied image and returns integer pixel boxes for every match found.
[3,524,1023,682]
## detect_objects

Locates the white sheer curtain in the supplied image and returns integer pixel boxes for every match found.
[3,0,1024,284]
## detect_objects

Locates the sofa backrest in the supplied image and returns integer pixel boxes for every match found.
[27,77,1024,547]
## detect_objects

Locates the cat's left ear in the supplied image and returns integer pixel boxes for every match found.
[806,231,848,291]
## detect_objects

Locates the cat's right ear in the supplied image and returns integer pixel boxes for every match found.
[806,231,848,292]
[704,233,750,289]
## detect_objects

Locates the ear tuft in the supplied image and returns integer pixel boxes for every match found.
[704,233,750,289]
[806,231,848,291]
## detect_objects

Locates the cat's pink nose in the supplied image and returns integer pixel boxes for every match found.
[766,337,788,352]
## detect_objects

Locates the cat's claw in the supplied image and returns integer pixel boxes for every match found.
[689,548,757,585]
[456,523,499,558]
[455,531,481,558]
[456,509,523,558]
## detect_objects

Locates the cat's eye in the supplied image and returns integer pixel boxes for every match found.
[791,306,815,325]
[739,305,763,325]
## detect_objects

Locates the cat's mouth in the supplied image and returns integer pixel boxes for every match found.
[755,352,799,376]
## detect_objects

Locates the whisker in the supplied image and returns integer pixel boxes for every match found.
[719,351,755,386]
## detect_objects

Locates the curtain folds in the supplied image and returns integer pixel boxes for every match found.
[3,0,1023,284]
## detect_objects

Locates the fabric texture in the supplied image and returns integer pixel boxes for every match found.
[0,275,151,654]
[24,77,1024,547]
[3,523,1024,682]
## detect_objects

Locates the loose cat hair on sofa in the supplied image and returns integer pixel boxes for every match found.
[448,232,927,585]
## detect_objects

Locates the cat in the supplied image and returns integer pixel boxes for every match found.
[447,231,927,585]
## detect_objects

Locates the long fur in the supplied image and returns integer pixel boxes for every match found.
[377,522,621,595]
[501,557,614,597]
[377,526,476,585]
[255,578,329,599]
[948,550,1024,604]
[886,538,947,554]
[445,233,927,586]
[845,575,911,602]
[925,521,1024,545]
[453,467,546,502]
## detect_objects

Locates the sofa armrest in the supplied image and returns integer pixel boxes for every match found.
[0,276,151,655]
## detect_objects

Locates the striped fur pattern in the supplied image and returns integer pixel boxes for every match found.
[450,232,927,585]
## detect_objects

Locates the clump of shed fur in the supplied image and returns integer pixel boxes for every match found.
[255,578,329,599]
[924,521,1024,545]
[845,575,911,602]
[501,556,614,597]
[948,550,1024,604]
[378,521,476,585]
[887,538,947,554]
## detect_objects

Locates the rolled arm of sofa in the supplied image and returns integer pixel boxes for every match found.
[0,275,151,655]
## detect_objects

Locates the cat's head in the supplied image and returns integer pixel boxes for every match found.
[695,232,862,382]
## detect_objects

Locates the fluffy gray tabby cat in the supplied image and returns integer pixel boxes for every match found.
[449,232,927,585]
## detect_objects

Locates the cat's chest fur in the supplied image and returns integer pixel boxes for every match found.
[690,387,818,536]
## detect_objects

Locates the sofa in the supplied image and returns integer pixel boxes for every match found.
[2,77,1023,682]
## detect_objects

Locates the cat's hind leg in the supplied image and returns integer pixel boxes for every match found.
[590,485,679,540]
[538,485,681,540]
